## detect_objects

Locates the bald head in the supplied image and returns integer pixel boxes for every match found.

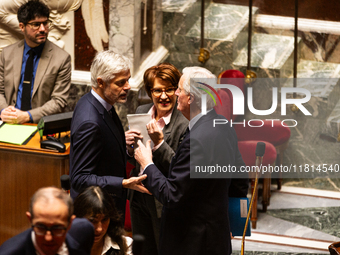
[29,187,74,222]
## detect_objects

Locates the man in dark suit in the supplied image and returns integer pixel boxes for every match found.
[0,187,94,255]
[0,0,71,124]
[69,50,150,218]
[135,67,246,255]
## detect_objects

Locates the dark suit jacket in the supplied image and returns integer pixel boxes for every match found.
[0,39,71,123]
[129,102,188,215]
[0,218,94,255]
[143,109,245,255]
[70,92,127,215]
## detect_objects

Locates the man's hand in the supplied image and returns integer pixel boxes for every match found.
[122,174,152,195]
[125,129,143,155]
[0,106,30,124]
[134,140,153,169]
[146,120,164,146]
[0,106,16,123]
[14,109,30,124]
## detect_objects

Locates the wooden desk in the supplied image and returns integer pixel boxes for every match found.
[0,128,70,245]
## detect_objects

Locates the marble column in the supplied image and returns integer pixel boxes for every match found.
[109,0,163,76]
[109,0,165,125]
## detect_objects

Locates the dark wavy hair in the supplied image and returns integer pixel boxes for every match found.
[17,0,50,24]
[73,186,128,255]
[143,63,182,98]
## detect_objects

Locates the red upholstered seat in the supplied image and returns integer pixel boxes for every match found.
[214,89,277,174]
[124,200,132,231]
[217,69,291,190]
[238,140,277,167]
[234,121,291,146]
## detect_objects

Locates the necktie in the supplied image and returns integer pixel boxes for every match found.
[108,107,113,117]
[109,107,124,139]
[183,127,190,139]
[21,49,35,111]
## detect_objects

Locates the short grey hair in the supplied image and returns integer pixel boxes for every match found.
[90,50,132,88]
[181,67,217,110]
[29,187,74,222]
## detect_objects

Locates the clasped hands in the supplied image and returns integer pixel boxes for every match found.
[0,106,30,124]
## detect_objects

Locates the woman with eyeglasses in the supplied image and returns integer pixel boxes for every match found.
[74,186,132,255]
[125,63,188,255]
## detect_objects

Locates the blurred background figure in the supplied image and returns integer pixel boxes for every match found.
[74,186,132,255]
[0,0,83,51]
[0,187,94,255]
[0,0,73,124]
[125,63,188,255]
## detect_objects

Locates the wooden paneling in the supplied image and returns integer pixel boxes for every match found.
[0,130,70,245]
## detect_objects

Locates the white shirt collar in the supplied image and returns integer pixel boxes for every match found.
[148,105,173,127]
[101,235,133,255]
[91,89,112,112]
[31,231,68,255]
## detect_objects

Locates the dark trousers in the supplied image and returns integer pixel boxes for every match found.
[130,192,161,255]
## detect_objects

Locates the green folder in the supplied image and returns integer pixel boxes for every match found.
[0,123,38,145]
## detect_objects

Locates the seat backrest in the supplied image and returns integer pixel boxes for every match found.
[329,242,340,255]
[218,69,246,121]
[214,89,232,120]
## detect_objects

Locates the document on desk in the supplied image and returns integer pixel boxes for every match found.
[0,123,38,145]
[127,113,152,146]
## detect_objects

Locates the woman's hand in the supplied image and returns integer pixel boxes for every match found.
[146,120,164,146]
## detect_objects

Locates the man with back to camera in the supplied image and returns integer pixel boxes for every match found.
[0,0,71,124]
[0,187,95,255]
[134,66,247,255]
[69,50,151,221]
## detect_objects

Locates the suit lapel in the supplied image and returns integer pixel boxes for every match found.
[24,229,38,255]
[32,40,52,98]
[162,102,180,142]
[169,129,190,172]
[106,107,125,147]
[88,93,126,157]
[105,109,126,160]
[13,41,25,96]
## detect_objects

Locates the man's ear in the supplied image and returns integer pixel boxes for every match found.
[188,93,194,105]
[97,77,104,88]
[26,211,32,223]
[19,23,25,33]
[67,215,76,231]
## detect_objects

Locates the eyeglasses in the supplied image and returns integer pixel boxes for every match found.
[26,20,51,30]
[32,224,67,237]
[151,87,176,97]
